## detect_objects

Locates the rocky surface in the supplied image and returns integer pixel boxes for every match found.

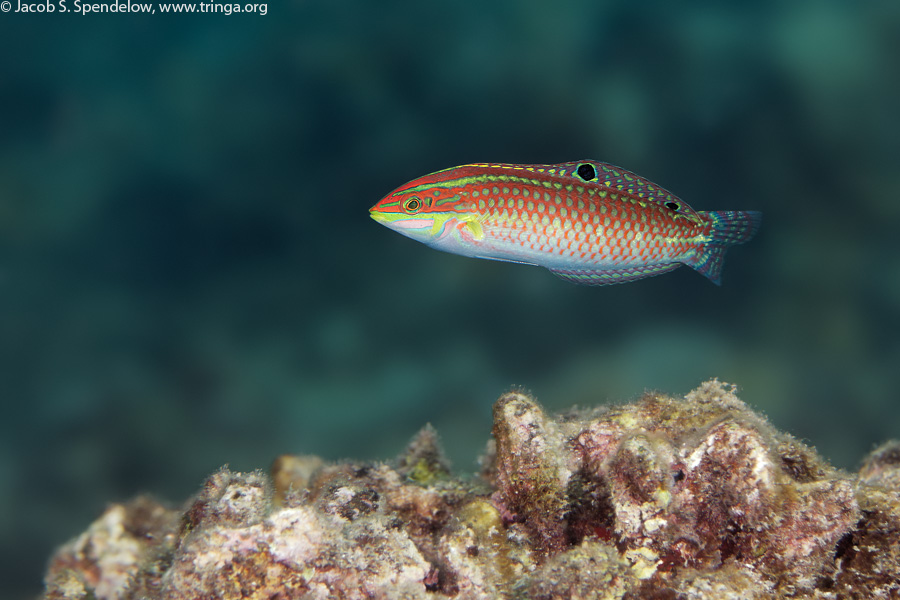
[42,381,900,599]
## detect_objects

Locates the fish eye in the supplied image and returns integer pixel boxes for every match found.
[665,201,680,212]
[403,197,422,213]
[576,163,597,181]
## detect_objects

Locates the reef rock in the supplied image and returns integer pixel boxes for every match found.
[42,380,900,599]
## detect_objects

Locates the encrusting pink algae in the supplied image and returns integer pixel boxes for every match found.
[42,380,900,599]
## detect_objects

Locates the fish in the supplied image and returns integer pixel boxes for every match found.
[369,161,761,285]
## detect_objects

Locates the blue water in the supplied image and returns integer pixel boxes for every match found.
[2,1,899,597]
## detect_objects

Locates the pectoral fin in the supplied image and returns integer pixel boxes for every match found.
[457,217,484,242]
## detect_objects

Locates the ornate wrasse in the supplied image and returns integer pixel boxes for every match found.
[369,161,761,285]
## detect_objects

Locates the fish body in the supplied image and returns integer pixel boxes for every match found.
[369,161,761,285]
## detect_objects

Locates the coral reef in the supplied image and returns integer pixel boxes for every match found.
[42,381,900,599]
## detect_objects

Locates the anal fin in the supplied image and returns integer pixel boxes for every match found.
[549,263,682,286]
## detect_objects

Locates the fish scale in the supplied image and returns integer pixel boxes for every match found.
[370,161,761,285]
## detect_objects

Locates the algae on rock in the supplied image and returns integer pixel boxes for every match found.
[42,380,900,599]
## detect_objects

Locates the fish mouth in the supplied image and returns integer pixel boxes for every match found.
[369,207,389,224]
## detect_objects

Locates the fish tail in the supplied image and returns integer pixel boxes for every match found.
[706,210,763,245]
[684,210,762,285]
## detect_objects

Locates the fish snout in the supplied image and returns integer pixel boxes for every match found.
[369,206,389,224]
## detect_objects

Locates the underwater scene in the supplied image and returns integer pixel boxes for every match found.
[2,0,900,598]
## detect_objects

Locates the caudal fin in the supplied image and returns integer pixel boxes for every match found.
[683,210,762,285]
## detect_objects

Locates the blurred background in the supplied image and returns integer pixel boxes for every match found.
[2,0,899,597]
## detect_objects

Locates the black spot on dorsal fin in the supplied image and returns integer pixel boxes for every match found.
[576,163,596,181]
